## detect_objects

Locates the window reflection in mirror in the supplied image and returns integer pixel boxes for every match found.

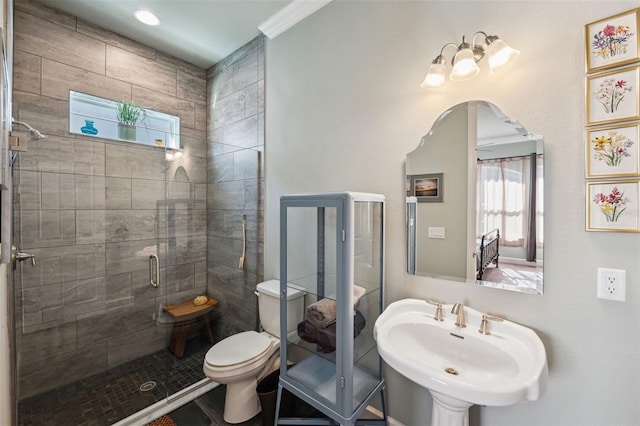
[406,101,544,295]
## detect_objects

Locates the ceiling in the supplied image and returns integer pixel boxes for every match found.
[37,0,297,69]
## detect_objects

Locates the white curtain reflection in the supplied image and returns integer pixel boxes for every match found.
[476,155,543,251]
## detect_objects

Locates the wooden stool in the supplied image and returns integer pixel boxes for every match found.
[164,297,219,358]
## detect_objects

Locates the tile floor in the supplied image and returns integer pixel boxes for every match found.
[18,337,210,426]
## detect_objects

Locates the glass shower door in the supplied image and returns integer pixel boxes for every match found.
[12,137,173,425]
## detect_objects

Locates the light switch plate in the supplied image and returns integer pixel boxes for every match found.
[428,227,445,239]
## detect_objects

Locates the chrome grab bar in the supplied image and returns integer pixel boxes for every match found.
[149,254,159,288]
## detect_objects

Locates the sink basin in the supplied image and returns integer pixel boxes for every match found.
[374,299,547,423]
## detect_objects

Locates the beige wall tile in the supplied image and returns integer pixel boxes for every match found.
[77,19,156,60]
[14,50,41,94]
[106,45,176,97]
[14,11,105,74]
[156,50,206,79]
[15,0,77,31]
[42,58,131,102]
[132,85,195,129]
[177,70,206,105]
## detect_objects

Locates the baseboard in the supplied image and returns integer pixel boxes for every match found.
[365,405,405,426]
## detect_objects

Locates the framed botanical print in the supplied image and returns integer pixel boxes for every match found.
[586,122,640,178]
[586,180,640,232]
[585,8,640,73]
[586,65,640,126]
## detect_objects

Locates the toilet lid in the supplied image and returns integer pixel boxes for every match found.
[205,331,274,367]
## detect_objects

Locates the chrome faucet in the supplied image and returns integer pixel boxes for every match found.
[451,303,466,328]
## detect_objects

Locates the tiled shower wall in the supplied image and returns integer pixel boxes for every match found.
[206,36,265,339]
[12,0,208,399]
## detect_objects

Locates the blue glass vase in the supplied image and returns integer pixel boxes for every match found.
[80,120,98,135]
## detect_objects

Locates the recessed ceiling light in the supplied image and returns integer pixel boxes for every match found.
[134,9,160,26]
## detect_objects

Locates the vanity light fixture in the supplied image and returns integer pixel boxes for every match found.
[421,31,519,88]
[134,9,160,26]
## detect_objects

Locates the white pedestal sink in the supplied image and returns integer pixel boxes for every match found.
[373,299,548,426]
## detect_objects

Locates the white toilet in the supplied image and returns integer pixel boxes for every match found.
[203,280,306,424]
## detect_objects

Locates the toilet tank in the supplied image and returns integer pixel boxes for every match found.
[256,280,306,337]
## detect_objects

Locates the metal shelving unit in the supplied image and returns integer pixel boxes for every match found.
[276,192,387,426]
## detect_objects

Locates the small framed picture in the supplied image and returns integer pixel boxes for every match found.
[586,180,640,232]
[586,122,640,178]
[586,65,640,126]
[585,8,640,73]
[411,173,443,203]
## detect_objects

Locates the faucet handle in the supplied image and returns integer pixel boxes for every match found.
[425,299,444,321]
[479,314,504,335]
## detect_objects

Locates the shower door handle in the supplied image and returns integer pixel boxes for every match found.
[149,254,160,288]
[11,245,36,270]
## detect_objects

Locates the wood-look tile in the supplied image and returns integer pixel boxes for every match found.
[106,327,167,368]
[20,209,76,249]
[177,70,207,105]
[15,11,105,75]
[75,175,106,210]
[77,299,156,349]
[131,85,196,129]
[15,0,77,31]
[223,116,258,149]
[106,177,132,209]
[105,239,162,275]
[19,321,77,365]
[195,103,207,131]
[105,143,165,180]
[104,210,158,243]
[106,272,133,308]
[131,267,166,302]
[210,87,245,130]
[131,179,164,209]
[41,171,75,209]
[233,50,258,91]
[77,19,156,60]
[19,244,106,288]
[18,342,107,399]
[156,51,206,79]
[42,58,132,102]
[75,210,107,245]
[106,45,176,97]
[207,180,245,210]
[165,263,196,294]
[14,50,41,95]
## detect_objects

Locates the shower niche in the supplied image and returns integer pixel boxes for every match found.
[277,192,387,425]
[69,90,180,148]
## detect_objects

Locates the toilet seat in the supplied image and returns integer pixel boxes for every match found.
[205,331,274,368]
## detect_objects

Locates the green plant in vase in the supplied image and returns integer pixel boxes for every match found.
[116,100,143,141]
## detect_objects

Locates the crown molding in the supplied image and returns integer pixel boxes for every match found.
[258,0,332,39]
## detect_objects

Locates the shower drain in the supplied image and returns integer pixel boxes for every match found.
[139,381,157,392]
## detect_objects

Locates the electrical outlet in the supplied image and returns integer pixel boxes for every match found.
[597,267,626,302]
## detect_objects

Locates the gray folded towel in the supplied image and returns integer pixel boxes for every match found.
[306,298,336,328]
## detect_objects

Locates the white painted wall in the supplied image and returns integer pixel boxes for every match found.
[265,1,640,425]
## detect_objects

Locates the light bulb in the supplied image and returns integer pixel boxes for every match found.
[421,62,446,88]
[134,9,160,26]
[451,48,479,81]
[485,38,520,73]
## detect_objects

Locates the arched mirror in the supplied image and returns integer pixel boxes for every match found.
[406,101,544,294]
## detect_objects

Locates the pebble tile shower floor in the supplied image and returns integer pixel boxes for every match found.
[17,338,210,426]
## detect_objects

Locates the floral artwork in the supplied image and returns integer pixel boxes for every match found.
[592,24,634,61]
[587,124,639,178]
[592,186,629,222]
[586,8,640,73]
[587,65,640,126]
[587,180,640,232]
[593,78,632,114]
